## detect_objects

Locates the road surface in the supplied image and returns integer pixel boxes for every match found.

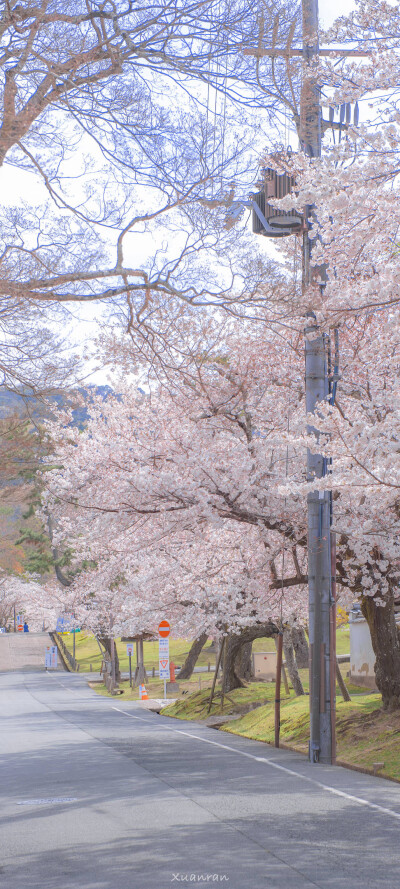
[1,670,400,889]
[0,632,62,672]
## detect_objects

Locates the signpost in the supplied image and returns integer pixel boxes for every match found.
[158,620,170,699]
[126,643,134,687]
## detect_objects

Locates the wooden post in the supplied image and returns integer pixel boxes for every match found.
[275,638,290,695]
[111,636,116,688]
[275,633,283,748]
[220,638,228,712]
[207,637,225,714]
[336,659,351,702]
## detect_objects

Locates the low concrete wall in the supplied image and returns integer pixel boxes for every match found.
[349,615,377,690]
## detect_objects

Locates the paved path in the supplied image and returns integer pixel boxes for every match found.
[0,632,61,672]
[1,671,400,889]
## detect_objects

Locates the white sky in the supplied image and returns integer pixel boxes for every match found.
[0,0,357,385]
[319,0,354,28]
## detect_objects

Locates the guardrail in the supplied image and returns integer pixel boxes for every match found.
[52,632,80,672]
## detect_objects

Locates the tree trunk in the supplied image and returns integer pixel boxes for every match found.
[361,592,400,710]
[291,626,309,669]
[234,641,254,681]
[222,621,279,694]
[99,635,121,682]
[282,628,304,696]
[222,634,246,693]
[178,632,208,680]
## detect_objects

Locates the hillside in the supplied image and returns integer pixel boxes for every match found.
[0,385,113,574]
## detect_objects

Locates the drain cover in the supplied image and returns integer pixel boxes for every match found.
[17,797,78,806]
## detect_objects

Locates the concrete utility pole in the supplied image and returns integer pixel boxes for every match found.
[301,0,335,764]
[241,0,346,763]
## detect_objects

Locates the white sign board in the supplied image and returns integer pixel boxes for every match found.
[45,646,58,669]
[126,643,134,656]
[159,636,170,680]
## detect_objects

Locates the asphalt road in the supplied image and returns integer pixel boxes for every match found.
[1,671,400,889]
[0,632,62,672]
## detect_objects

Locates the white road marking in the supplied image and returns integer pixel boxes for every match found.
[46,673,76,692]
[112,707,148,721]
[112,706,400,823]
[18,797,78,806]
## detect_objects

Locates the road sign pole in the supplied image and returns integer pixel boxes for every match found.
[129,653,132,688]
[158,620,171,699]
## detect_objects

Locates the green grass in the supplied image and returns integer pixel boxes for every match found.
[162,680,282,719]
[63,629,351,674]
[0,505,14,516]
[251,628,350,656]
[89,670,217,701]
[221,694,400,782]
[161,665,368,721]
[61,632,217,674]
[336,627,350,656]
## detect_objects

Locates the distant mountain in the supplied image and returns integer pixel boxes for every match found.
[0,385,114,428]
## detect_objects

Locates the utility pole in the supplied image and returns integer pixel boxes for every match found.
[301,0,335,764]
[237,0,361,763]
[240,0,369,763]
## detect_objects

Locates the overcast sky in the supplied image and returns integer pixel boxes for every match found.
[0,0,357,386]
[320,0,354,28]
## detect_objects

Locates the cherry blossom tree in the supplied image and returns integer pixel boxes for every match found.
[40,305,400,704]
[22,0,400,709]
[38,325,311,691]
[0,570,53,630]
[0,0,304,393]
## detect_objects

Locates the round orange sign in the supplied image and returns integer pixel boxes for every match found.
[158,620,170,638]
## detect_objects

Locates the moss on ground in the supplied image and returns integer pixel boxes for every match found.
[221,695,400,782]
